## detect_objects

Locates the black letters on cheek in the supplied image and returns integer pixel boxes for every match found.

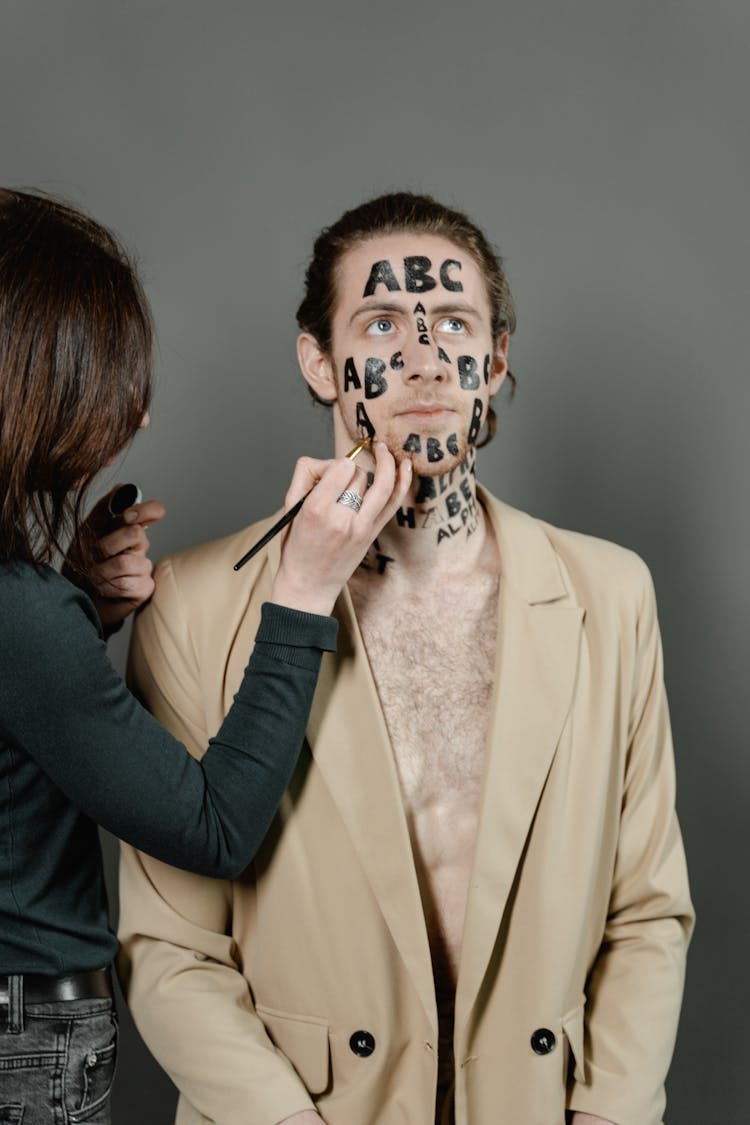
[364,358,388,398]
[457,355,480,390]
[439,259,463,292]
[390,351,404,370]
[467,398,483,445]
[426,438,444,463]
[363,260,401,297]
[343,357,361,392]
[402,433,422,454]
[404,256,437,293]
[483,354,491,385]
[396,507,416,529]
[438,346,451,365]
[356,402,376,438]
[447,432,459,456]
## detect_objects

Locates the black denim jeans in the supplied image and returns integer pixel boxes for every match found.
[0,978,117,1125]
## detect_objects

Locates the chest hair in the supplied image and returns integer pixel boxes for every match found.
[350,573,499,810]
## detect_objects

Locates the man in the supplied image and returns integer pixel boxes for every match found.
[118,193,693,1125]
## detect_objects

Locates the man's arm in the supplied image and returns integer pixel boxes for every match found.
[117,561,320,1125]
[567,564,694,1125]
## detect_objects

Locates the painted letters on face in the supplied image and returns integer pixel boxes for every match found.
[362,256,465,297]
[415,304,430,346]
[362,259,400,296]
[467,398,484,446]
[331,236,498,493]
[343,357,362,392]
[364,358,388,399]
[356,401,376,438]
[457,355,480,390]
[343,357,389,398]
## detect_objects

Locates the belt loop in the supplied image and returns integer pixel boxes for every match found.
[7,974,24,1034]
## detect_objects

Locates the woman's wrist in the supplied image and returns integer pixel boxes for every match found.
[269,567,337,619]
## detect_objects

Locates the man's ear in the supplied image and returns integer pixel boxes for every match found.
[297,333,338,404]
[488,331,510,396]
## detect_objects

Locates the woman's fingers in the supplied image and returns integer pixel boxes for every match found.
[95,522,149,559]
[121,499,166,528]
[358,442,408,525]
[283,457,334,510]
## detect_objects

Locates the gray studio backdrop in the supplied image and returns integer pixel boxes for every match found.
[2,1,748,1121]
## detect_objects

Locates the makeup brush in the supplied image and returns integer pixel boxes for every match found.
[233,435,373,571]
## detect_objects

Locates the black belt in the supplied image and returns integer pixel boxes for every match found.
[0,969,112,1006]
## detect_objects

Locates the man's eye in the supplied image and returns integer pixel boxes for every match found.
[366,318,394,336]
[437,317,466,334]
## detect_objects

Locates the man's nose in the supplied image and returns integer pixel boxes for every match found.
[400,330,448,384]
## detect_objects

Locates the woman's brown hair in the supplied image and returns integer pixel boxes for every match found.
[296,192,517,447]
[0,189,153,564]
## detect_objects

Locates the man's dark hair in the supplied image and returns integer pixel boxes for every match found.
[0,188,153,564]
[296,192,516,447]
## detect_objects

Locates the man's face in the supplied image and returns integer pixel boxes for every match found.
[305,233,507,477]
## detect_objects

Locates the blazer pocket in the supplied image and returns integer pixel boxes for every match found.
[561,1003,586,1085]
[256,1004,330,1096]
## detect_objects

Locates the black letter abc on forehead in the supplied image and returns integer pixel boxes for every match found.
[439,259,463,292]
[363,260,401,297]
[404,257,437,293]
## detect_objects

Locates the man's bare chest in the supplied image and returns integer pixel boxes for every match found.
[350,578,499,808]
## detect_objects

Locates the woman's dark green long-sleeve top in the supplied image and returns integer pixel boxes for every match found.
[0,562,336,975]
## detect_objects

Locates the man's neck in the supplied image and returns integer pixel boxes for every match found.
[356,450,495,582]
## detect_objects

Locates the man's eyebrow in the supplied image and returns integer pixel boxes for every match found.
[348,301,405,326]
[429,302,481,318]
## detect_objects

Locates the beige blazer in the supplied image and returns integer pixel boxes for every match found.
[118,490,693,1125]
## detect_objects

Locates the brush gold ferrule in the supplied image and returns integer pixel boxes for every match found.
[345,435,373,461]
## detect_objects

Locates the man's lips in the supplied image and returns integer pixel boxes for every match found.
[395,403,457,419]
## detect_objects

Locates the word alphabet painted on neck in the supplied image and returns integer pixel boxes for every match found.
[413,451,474,504]
[363,257,463,297]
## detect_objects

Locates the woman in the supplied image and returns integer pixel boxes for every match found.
[0,188,411,1122]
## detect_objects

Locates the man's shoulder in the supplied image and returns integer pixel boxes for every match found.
[155,513,282,597]
[540,518,651,587]
[140,513,283,643]
[481,490,654,607]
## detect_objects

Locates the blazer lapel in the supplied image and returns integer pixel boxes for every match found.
[306,588,438,1031]
[223,534,433,1028]
[455,495,584,1034]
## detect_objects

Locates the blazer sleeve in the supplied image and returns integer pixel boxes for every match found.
[117,568,318,1125]
[567,564,694,1125]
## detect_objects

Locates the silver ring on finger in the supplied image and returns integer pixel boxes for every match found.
[337,488,363,513]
